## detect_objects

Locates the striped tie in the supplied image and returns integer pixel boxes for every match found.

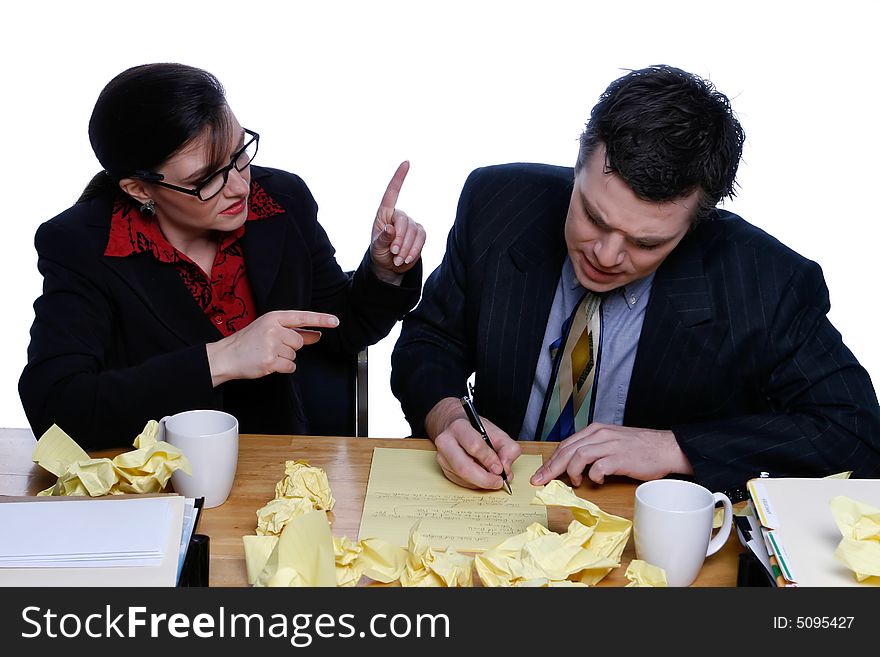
[537,291,602,441]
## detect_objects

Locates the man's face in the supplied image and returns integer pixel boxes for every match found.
[564,145,699,292]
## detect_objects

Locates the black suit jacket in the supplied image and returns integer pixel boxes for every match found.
[391,163,880,491]
[20,166,421,448]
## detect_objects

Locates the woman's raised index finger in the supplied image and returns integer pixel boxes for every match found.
[378,161,410,211]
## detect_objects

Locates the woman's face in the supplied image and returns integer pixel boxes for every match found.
[148,113,252,243]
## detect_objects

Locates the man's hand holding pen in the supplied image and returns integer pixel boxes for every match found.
[424,395,522,491]
[461,384,512,494]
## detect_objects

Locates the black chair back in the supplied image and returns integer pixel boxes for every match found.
[295,344,368,437]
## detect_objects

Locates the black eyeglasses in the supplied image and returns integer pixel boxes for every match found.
[133,128,259,201]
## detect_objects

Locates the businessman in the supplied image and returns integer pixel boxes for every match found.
[391,65,880,497]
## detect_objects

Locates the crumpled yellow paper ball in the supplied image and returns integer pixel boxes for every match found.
[274,460,335,510]
[252,460,336,539]
[400,525,474,587]
[475,520,621,586]
[256,497,320,536]
[333,535,412,587]
[33,421,191,496]
[333,535,366,587]
[625,560,668,587]
[473,481,631,587]
[529,479,632,585]
[831,495,880,582]
[357,537,408,583]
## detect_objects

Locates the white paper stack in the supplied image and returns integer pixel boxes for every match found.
[746,477,880,586]
[0,494,185,586]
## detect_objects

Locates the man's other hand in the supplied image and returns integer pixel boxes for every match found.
[530,423,693,486]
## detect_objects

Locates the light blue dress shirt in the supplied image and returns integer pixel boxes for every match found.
[519,257,654,440]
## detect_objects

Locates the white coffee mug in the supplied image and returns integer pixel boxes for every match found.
[633,479,733,587]
[160,410,239,509]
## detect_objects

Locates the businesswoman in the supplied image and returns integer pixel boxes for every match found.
[19,63,425,448]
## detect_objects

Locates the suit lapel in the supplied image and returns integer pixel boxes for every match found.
[100,254,222,345]
[625,228,729,426]
[241,214,288,312]
[481,214,567,434]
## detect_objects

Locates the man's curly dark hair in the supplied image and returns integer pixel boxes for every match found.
[577,65,745,219]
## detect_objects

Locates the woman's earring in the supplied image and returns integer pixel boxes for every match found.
[140,199,156,217]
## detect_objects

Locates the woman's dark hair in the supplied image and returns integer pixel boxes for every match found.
[79,63,231,202]
[577,65,745,219]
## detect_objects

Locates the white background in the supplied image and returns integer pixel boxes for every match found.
[2,0,877,439]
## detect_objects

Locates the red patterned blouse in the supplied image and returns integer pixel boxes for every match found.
[103,182,285,336]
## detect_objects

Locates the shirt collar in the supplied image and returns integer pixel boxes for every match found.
[565,257,655,307]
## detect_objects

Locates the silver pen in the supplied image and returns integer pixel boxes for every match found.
[460,383,512,495]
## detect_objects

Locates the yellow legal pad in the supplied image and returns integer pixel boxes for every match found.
[358,448,547,551]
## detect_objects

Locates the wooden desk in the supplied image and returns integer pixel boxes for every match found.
[0,429,741,586]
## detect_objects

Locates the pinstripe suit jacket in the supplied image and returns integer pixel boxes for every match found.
[391,163,880,491]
